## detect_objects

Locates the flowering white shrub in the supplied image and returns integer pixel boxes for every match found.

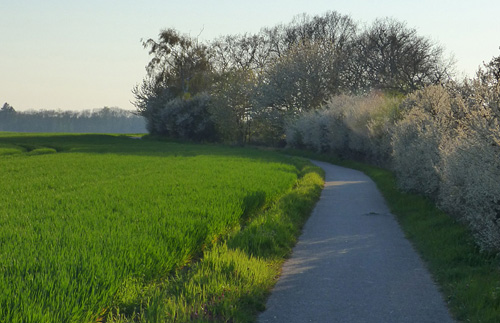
[437,74,500,250]
[391,85,453,195]
[392,109,441,195]
[286,92,401,164]
[286,53,500,251]
[439,136,500,250]
[392,79,500,251]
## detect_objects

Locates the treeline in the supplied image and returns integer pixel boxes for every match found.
[0,105,146,133]
[133,11,452,145]
[135,11,500,253]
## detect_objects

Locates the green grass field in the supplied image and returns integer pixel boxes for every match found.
[0,133,323,322]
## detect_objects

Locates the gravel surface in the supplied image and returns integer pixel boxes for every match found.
[258,160,455,323]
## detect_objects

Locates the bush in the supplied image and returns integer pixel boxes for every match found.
[391,76,500,251]
[438,74,500,250]
[147,93,217,142]
[391,85,453,195]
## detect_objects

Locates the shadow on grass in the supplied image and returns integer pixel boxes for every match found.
[228,166,324,261]
[103,154,324,322]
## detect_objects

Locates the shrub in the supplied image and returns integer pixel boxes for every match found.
[438,73,500,250]
[149,93,217,142]
[391,75,500,251]
[391,85,453,195]
[285,92,401,164]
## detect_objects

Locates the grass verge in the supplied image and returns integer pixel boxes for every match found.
[283,149,500,323]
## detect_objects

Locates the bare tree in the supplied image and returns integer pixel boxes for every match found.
[484,48,500,83]
[349,18,453,94]
[210,34,273,73]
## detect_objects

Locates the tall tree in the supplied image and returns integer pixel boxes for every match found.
[143,28,212,97]
[132,29,213,114]
[132,29,215,137]
[254,12,357,115]
[348,18,453,94]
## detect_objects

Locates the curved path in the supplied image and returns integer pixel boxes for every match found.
[259,161,454,323]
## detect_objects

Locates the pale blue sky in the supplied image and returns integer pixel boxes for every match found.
[1,0,498,111]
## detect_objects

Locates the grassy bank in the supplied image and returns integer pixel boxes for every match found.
[284,149,500,322]
[0,133,323,322]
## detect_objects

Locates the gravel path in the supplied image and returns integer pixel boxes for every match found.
[258,160,455,323]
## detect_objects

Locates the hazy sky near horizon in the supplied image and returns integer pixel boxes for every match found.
[1,0,499,111]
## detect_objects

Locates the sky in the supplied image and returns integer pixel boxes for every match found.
[1,0,499,112]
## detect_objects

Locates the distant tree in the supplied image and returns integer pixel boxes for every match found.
[0,103,17,131]
[1,102,15,114]
[0,107,145,133]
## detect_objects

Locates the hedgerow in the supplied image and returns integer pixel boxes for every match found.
[286,53,500,252]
